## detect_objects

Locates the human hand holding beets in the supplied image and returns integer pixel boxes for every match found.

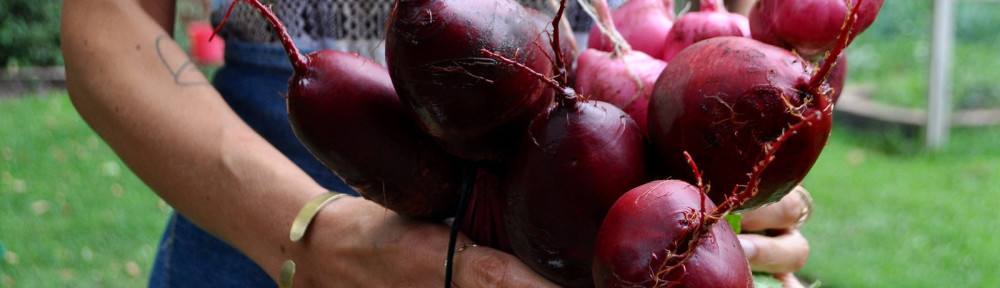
[284,196,558,288]
[740,186,814,287]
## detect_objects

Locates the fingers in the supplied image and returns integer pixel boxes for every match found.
[451,244,559,288]
[741,186,810,231]
[738,230,809,274]
[773,273,805,288]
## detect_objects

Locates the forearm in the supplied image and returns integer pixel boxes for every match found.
[61,0,321,281]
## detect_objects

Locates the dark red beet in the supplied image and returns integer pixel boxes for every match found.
[482,2,651,285]
[660,0,750,62]
[592,180,751,288]
[647,36,833,210]
[221,0,463,219]
[386,0,556,161]
[749,0,884,60]
[504,96,649,287]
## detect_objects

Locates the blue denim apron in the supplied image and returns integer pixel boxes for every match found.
[148,40,357,287]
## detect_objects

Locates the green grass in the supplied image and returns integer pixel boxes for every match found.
[1,93,171,287]
[798,125,1000,287]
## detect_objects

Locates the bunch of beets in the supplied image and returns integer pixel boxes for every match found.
[218,0,883,286]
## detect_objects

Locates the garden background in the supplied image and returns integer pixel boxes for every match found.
[2,0,999,287]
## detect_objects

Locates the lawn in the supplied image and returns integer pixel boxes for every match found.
[799,125,1000,287]
[1,93,170,287]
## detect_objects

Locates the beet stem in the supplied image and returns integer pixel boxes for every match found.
[220,0,308,71]
[700,0,720,12]
[809,0,863,94]
[444,163,477,288]
[479,49,577,105]
[550,0,569,83]
[577,0,632,56]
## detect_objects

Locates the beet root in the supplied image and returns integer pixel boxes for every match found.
[223,0,463,219]
[749,0,885,60]
[287,51,464,219]
[647,36,833,211]
[660,0,750,62]
[587,0,675,58]
[386,0,556,161]
[574,48,667,134]
[592,180,752,288]
[504,98,650,287]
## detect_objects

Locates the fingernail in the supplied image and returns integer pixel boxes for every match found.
[739,238,756,259]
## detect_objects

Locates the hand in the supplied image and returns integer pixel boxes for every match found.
[285,196,558,288]
[739,186,813,288]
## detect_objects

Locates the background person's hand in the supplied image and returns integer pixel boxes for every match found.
[286,196,559,288]
[739,186,813,287]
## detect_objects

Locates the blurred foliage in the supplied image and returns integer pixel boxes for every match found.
[847,0,1000,109]
[0,0,64,67]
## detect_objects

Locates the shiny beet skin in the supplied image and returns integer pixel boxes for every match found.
[647,37,833,211]
[593,180,752,288]
[287,50,464,219]
[386,0,555,161]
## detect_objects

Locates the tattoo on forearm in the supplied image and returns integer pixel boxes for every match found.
[156,35,209,87]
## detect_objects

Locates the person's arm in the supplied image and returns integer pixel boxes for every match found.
[61,1,556,287]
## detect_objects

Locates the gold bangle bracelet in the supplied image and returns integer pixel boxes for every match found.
[280,191,349,288]
[290,192,349,242]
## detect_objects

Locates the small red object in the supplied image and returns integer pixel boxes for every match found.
[187,21,225,66]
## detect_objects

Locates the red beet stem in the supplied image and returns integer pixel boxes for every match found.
[809,0,862,93]
[683,151,704,191]
[479,49,578,106]
[700,0,720,12]
[550,0,569,83]
[216,0,307,71]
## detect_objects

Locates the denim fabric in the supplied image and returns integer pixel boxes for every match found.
[148,39,357,287]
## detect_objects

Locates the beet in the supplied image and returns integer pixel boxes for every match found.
[749,0,885,60]
[594,113,818,287]
[647,36,834,211]
[386,0,556,161]
[503,94,649,286]
[575,0,668,135]
[478,3,650,286]
[220,0,462,219]
[660,0,750,62]
[587,0,675,58]
[574,48,667,134]
[592,180,751,288]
